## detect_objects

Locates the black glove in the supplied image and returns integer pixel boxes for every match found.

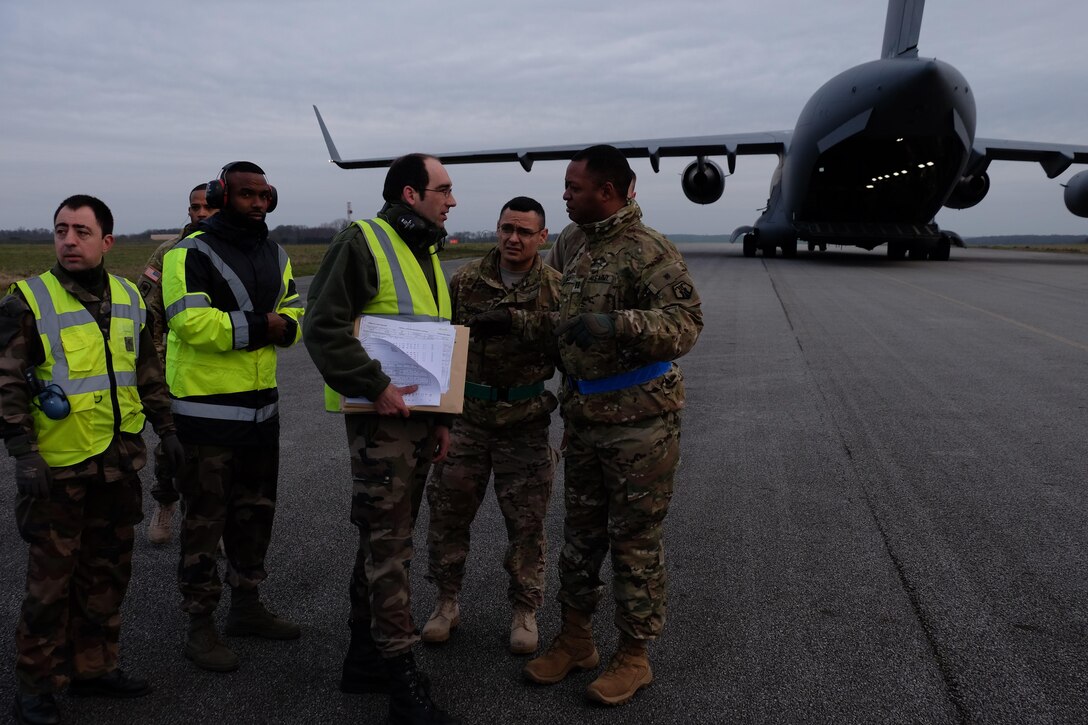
[160,433,186,476]
[556,313,615,350]
[467,309,512,339]
[14,451,53,498]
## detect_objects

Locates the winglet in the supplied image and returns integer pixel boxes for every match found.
[312,105,343,165]
[881,0,924,59]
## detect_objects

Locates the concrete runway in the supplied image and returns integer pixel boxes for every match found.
[1,244,1086,724]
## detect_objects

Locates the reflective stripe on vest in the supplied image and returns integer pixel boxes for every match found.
[163,230,295,419]
[16,272,147,467]
[355,219,451,319]
[324,219,452,412]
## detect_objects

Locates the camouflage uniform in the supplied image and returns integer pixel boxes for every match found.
[542,221,586,274]
[163,211,303,616]
[136,230,191,505]
[426,247,561,609]
[513,201,702,640]
[0,264,175,693]
[304,205,450,655]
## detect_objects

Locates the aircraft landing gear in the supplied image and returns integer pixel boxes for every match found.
[742,234,757,257]
[932,235,951,261]
[887,241,907,259]
[781,239,797,258]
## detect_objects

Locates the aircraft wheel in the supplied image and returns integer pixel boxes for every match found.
[743,235,757,258]
[887,242,907,260]
[906,243,929,260]
[819,243,827,252]
[782,240,797,258]
[762,243,777,258]
[807,242,815,252]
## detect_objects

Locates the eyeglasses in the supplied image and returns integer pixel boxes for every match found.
[498,223,543,238]
[424,186,454,198]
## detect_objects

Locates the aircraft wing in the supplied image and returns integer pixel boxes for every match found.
[314,106,788,175]
[971,137,1088,178]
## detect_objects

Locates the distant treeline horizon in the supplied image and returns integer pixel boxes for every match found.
[1,225,1084,248]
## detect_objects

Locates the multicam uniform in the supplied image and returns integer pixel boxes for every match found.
[0,264,175,693]
[303,205,450,655]
[542,221,586,274]
[513,201,702,640]
[161,211,303,615]
[426,246,561,609]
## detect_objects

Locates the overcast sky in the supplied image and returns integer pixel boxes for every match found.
[1,0,1085,238]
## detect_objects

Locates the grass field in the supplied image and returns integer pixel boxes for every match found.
[0,241,494,290]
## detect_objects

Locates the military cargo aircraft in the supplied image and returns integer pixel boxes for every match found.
[313,0,1088,261]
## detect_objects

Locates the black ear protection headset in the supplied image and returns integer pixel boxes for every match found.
[205,161,278,213]
[381,204,446,254]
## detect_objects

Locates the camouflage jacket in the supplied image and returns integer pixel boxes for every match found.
[542,222,587,274]
[136,224,195,366]
[0,264,176,480]
[513,202,703,425]
[453,246,561,429]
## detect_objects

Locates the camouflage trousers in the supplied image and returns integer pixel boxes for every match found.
[176,443,279,615]
[426,418,555,609]
[558,411,680,641]
[150,439,179,505]
[346,415,440,656]
[14,472,143,693]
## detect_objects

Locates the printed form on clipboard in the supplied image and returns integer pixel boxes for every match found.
[347,317,456,407]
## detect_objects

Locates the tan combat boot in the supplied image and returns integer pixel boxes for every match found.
[147,502,175,545]
[585,635,653,706]
[509,605,538,655]
[523,607,598,684]
[184,614,239,672]
[224,587,301,640]
[421,597,460,644]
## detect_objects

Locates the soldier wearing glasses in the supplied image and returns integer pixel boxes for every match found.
[304,153,459,724]
[421,196,561,656]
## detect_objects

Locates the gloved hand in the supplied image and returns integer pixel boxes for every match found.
[467,309,512,339]
[14,451,53,499]
[160,433,186,476]
[556,313,616,350]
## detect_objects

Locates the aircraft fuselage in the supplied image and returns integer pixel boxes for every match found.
[756,56,976,252]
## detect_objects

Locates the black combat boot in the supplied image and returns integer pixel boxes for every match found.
[385,651,459,725]
[340,620,388,694]
[12,692,59,725]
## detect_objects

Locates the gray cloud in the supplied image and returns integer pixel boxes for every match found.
[1,0,1085,237]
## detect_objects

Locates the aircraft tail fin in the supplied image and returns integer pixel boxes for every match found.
[881,0,925,59]
[312,105,343,164]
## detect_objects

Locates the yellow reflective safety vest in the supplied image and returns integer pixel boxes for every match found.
[15,271,147,467]
[324,218,451,412]
[161,230,303,438]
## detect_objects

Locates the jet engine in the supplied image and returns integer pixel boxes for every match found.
[1064,170,1088,218]
[681,158,725,205]
[943,172,990,210]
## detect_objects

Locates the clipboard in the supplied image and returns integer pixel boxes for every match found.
[340,323,468,415]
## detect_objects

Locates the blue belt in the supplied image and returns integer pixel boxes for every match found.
[568,361,672,395]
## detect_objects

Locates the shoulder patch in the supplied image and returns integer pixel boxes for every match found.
[672,281,694,300]
[142,266,162,284]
